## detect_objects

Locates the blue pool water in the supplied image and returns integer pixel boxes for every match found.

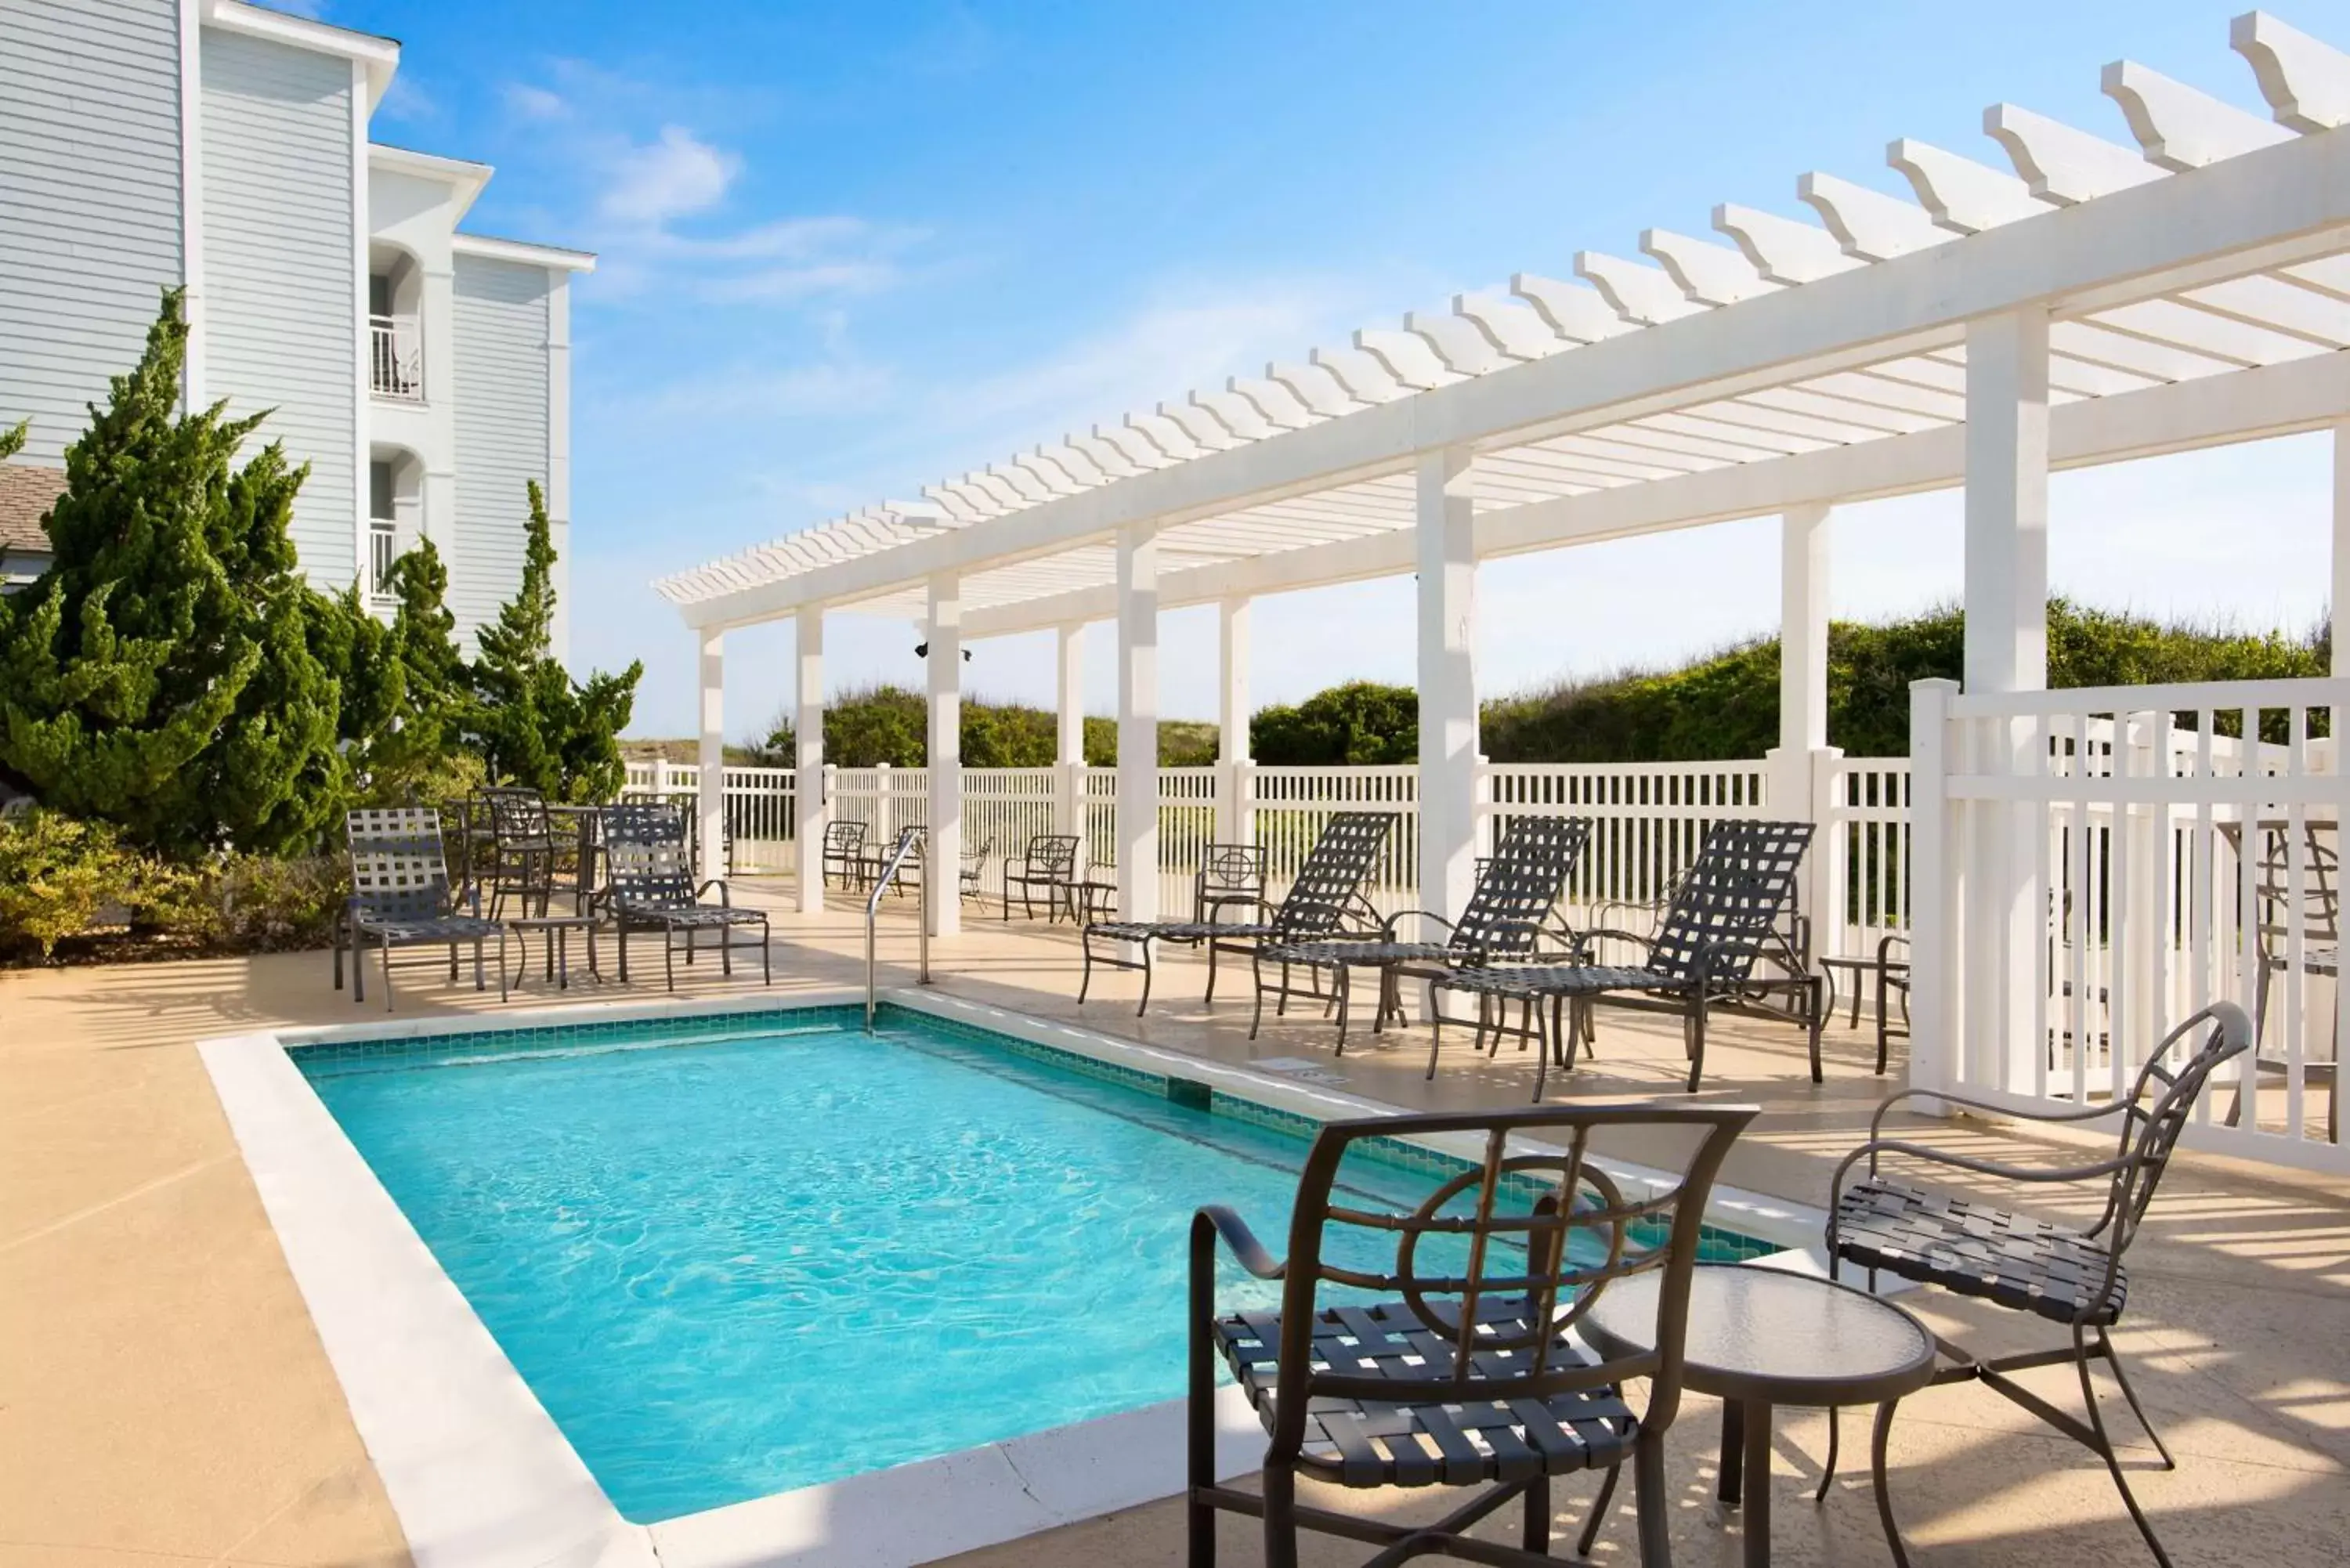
[301,1006,1769,1523]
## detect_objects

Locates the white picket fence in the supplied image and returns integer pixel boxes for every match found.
[625,755,1913,951]
[1913,678,2344,1172]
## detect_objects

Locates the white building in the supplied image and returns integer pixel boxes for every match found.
[0,0,592,658]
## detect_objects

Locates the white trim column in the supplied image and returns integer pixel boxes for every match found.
[1769,503,1838,952]
[696,628,725,887]
[1217,597,1253,844]
[1116,526,1159,922]
[2334,421,2350,677]
[1964,309,2051,693]
[794,609,826,914]
[1057,622,1086,846]
[926,573,963,938]
[1963,307,2052,1090]
[1416,448,1480,930]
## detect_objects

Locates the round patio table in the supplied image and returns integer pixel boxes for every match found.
[1582,1263,1937,1568]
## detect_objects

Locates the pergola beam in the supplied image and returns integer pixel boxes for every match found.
[673,128,2350,632]
[953,348,2350,638]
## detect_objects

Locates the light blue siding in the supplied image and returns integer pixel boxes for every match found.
[0,0,184,464]
[201,28,359,587]
[452,255,551,647]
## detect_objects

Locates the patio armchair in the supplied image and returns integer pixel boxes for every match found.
[1190,1100,1758,1568]
[1191,842,1267,924]
[2218,818,2340,1142]
[958,836,990,902]
[475,785,563,920]
[1826,1000,2251,1568]
[822,820,869,891]
[1080,812,1393,1017]
[1251,816,1593,1050]
[601,807,772,991]
[1430,818,1822,1097]
[1001,832,1080,922]
[333,807,508,1011]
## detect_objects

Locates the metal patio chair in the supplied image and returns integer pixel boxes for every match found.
[601,806,771,991]
[822,819,869,891]
[1190,1100,1758,1568]
[1192,842,1268,924]
[1001,832,1080,921]
[1080,812,1393,1017]
[1827,1001,2251,1568]
[1253,816,1593,1050]
[1431,819,1823,1097]
[470,785,561,921]
[959,836,991,903]
[333,807,508,1010]
[2218,818,2340,1142]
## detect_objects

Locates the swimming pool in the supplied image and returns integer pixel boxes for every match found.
[292,1002,1776,1526]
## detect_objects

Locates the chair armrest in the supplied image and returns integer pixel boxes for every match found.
[698,879,732,905]
[1193,1205,1285,1280]
[1866,1083,2130,1143]
[1876,931,1911,966]
[1379,908,1455,941]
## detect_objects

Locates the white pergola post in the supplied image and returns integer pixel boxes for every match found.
[794,609,826,914]
[1769,503,1838,954]
[696,628,725,887]
[1057,622,1086,850]
[2334,421,2350,678]
[1416,448,1480,931]
[927,573,963,939]
[1116,526,1159,922]
[1217,597,1253,844]
[1963,306,2052,1091]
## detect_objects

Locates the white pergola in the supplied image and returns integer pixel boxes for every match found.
[660,13,2350,946]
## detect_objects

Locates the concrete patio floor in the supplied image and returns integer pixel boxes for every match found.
[3,878,2346,1567]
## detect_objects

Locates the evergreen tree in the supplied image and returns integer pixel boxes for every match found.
[466,480,639,803]
[353,537,468,801]
[0,418,24,462]
[0,291,347,855]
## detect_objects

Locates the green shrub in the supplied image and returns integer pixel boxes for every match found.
[0,809,144,959]
[1251,682,1417,764]
[160,853,345,952]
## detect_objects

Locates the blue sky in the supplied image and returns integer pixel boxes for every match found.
[319,0,2349,739]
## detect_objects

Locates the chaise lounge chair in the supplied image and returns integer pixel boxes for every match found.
[1079,811,1394,1016]
[1827,1001,2249,1568]
[1431,818,1822,1097]
[601,804,772,991]
[334,806,508,1011]
[1190,1099,1757,1567]
[1252,815,1593,1047]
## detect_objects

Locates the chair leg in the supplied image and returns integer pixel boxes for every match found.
[1260,1463,1300,1568]
[1205,936,1220,1004]
[1816,1405,1841,1502]
[1575,1463,1622,1556]
[1137,938,1154,1017]
[616,926,630,985]
[2074,1324,2176,1568]
[1079,932,1095,1003]
[1632,1431,1672,1568]
[721,923,733,977]
[2096,1327,2176,1469]
[1809,974,1825,1083]
[1249,952,1268,1041]
[1334,966,1351,1046]
[664,930,677,992]
[1523,1471,1551,1552]
[380,938,395,1013]
[761,919,772,985]
[351,930,364,1004]
[1685,992,1708,1093]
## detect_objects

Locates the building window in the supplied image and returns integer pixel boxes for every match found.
[369,461,397,599]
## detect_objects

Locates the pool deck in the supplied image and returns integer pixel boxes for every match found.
[3,878,2346,1567]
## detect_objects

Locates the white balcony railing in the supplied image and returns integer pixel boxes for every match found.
[368,314,423,401]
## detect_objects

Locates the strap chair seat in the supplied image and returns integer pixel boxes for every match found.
[1827,1003,2251,1568]
[1213,1297,1639,1487]
[1434,818,1821,1097]
[1080,812,1394,1017]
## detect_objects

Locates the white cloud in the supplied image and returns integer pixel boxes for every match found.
[504,82,569,121]
[378,73,437,123]
[599,125,738,227]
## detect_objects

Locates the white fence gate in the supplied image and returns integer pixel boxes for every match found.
[1913,677,2344,1173]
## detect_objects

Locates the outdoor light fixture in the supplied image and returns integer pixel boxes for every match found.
[913,642,972,661]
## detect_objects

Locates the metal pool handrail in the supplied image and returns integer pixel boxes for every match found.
[866,826,930,1031]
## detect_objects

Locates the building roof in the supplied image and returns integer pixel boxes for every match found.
[0,464,65,555]
[656,11,2350,637]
